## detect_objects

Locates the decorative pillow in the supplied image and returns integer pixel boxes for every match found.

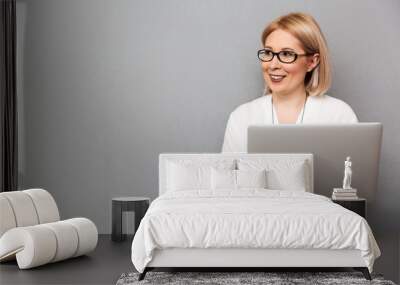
[237,158,309,191]
[211,168,268,190]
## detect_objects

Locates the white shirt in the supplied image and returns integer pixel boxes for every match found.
[222,94,358,153]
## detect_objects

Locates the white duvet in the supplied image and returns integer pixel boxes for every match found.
[131,189,380,273]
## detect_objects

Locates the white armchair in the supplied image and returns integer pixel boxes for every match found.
[0,189,98,269]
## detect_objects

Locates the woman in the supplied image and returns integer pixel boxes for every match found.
[222,12,358,153]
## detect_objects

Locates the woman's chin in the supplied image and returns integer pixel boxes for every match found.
[269,85,288,94]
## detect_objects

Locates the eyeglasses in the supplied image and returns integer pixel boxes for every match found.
[257,49,313,64]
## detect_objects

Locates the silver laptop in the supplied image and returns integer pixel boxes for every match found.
[247,123,383,201]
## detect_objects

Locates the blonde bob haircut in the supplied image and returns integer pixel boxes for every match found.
[261,12,331,97]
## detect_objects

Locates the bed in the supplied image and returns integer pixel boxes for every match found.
[131,153,380,280]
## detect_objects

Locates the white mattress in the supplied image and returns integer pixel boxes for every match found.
[131,189,380,273]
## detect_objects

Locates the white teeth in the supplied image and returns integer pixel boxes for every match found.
[270,75,285,81]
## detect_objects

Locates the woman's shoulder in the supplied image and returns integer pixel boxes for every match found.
[310,94,353,110]
[309,94,358,122]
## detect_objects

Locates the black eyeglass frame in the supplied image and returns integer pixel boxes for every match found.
[257,49,314,64]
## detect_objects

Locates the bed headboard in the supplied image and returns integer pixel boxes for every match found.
[159,153,314,195]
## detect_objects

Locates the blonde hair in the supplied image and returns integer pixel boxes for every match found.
[261,12,331,96]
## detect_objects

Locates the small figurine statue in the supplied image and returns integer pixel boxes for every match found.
[342,156,352,189]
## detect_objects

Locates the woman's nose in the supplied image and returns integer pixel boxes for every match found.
[269,55,281,69]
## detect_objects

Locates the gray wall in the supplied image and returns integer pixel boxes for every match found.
[17,0,400,282]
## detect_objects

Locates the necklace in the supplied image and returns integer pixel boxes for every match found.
[271,93,308,124]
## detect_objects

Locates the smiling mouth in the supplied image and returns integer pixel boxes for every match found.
[269,74,286,83]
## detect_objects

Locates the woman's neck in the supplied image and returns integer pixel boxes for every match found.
[271,88,307,108]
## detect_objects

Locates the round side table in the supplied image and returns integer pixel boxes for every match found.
[111,197,150,242]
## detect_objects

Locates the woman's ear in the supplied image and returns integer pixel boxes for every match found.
[307,53,320,72]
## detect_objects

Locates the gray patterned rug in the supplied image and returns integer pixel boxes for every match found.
[116,271,396,285]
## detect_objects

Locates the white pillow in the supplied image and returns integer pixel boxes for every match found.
[167,162,211,191]
[211,168,268,190]
[237,158,309,191]
[165,158,235,192]
[267,164,306,191]
[211,168,236,190]
[237,169,267,188]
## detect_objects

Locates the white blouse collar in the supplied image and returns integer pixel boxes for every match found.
[266,94,307,125]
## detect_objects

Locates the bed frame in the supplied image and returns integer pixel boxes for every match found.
[142,248,370,280]
[138,153,372,281]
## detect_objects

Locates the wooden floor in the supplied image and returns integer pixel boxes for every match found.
[0,235,133,285]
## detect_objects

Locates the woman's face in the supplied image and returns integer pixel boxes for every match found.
[261,29,319,96]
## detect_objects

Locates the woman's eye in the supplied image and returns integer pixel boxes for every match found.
[281,51,294,57]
